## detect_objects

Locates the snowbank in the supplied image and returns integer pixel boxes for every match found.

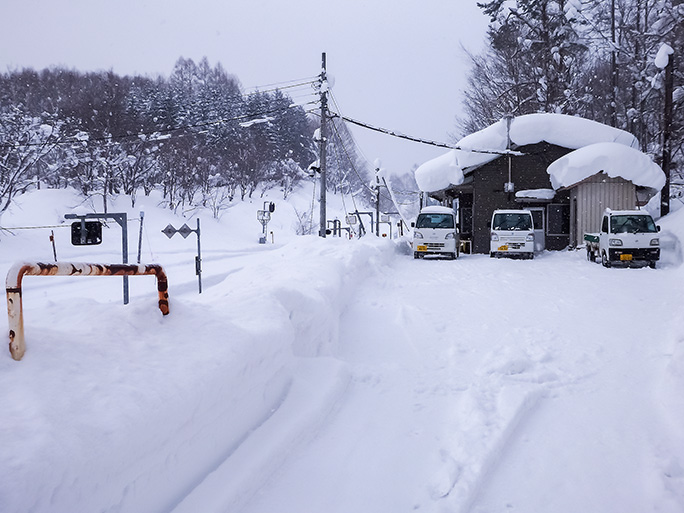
[547,142,666,190]
[415,113,639,192]
[0,187,399,513]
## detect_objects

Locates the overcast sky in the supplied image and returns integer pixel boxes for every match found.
[0,0,489,177]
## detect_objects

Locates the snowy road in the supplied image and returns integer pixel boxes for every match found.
[176,247,684,513]
[1,190,684,513]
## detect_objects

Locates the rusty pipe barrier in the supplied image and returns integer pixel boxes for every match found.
[6,262,169,361]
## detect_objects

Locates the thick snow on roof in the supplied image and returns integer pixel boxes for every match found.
[415,113,640,192]
[515,188,556,200]
[413,149,464,193]
[547,142,666,190]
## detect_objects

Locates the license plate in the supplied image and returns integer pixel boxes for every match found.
[416,245,427,252]
[498,245,509,251]
[620,254,633,261]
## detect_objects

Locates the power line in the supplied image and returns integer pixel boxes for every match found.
[333,112,524,156]
[243,76,319,92]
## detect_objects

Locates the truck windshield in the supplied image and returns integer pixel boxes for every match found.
[492,213,533,231]
[416,213,454,229]
[610,215,657,234]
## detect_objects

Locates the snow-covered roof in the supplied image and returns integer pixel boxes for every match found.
[415,113,640,193]
[547,142,666,191]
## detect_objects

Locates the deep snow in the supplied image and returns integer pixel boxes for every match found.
[1,186,683,513]
[414,113,645,193]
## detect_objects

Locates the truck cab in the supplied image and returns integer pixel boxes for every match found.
[412,206,459,260]
[587,209,660,268]
[490,209,535,259]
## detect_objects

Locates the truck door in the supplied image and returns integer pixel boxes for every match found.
[528,207,545,252]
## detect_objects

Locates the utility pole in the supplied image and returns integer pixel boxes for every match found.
[661,50,674,216]
[374,162,381,237]
[319,52,328,238]
[610,0,617,127]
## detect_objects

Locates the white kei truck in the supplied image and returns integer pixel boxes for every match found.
[489,209,535,259]
[584,209,660,268]
[411,206,460,260]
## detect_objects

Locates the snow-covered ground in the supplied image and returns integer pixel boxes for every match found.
[1,186,683,513]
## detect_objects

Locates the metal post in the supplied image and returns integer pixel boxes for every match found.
[661,52,674,216]
[64,212,129,304]
[120,214,129,304]
[137,211,145,264]
[196,218,202,294]
[319,52,328,238]
[50,230,57,261]
[6,262,169,361]
[375,169,381,237]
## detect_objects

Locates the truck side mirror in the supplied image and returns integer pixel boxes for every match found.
[269,202,276,213]
[657,225,661,232]
[410,222,415,228]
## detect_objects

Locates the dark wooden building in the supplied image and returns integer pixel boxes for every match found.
[428,141,573,254]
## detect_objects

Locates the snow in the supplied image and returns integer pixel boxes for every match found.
[547,141,666,191]
[1,186,684,513]
[415,113,640,192]
[655,43,674,69]
[515,188,556,200]
[413,148,464,193]
[418,205,455,214]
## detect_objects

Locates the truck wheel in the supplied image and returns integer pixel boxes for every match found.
[490,252,495,258]
[601,251,611,268]
[414,252,420,259]
[649,261,656,269]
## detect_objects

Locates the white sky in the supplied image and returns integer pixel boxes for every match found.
[0,0,489,176]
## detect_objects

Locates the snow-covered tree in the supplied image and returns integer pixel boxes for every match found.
[0,109,61,212]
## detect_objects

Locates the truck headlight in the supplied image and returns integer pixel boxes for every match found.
[491,233,499,241]
[526,233,534,242]
[650,238,659,246]
[609,238,623,246]
[445,233,455,240]
[414,231,423,239]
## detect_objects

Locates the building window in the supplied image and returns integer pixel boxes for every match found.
[547,204,570,235]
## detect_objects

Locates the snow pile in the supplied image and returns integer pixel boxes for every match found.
[547,141,666,190]
[415,113,639,192]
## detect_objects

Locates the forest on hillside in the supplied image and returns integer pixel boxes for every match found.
[0,57,371,217]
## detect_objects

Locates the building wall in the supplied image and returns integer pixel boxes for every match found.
[466,142,572,253]
[570,175,636,247]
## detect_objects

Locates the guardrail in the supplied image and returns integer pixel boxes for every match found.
[6,262,169,361]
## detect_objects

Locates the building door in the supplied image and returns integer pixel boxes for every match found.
[527,207,545,252]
